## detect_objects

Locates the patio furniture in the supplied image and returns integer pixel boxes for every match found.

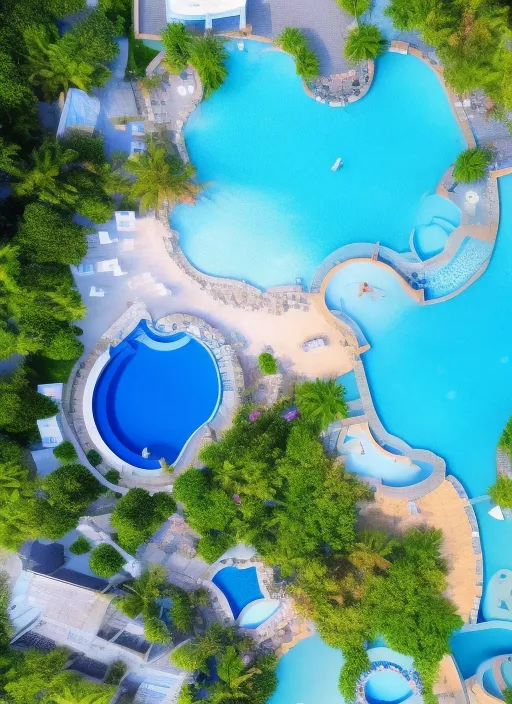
[154,282,171,296]
[187,84,194,94]
[302,337,328,352]
[113,264,128,277]
[96,258,119,273]
[89,286,105,297]
[177,85,187,96]
[98,231,118,245]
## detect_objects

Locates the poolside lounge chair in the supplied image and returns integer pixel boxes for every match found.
[303,337,328,352]
[154,282,171,296]
[96,258,119,273]
[98,231,118,245]
[177,85,187,96]
[113,264,127,277]
[89,286,105,297]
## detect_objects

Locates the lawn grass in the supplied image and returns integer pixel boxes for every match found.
[127,30,160,78]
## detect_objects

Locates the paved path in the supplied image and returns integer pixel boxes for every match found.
[139,0,355,75]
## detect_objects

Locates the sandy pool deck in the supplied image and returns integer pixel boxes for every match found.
[74,215,354,381]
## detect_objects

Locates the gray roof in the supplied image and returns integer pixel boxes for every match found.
[19,541,65,575]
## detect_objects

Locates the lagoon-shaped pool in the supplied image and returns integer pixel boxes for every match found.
[91,321,221,470]
[172,41,464,288]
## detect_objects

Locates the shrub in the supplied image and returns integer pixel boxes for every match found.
[500,416,512,458]
[338,646,370,700]
[53,441,78,464]
[162,22,193,73]
[258,352,278,375]
[197,532,232,563]
[104,659,127,685]
[144,615,171,644]
[276,27,320,80]
[190,36,228,98]
[177,684,196,704]
[344,23,385,63]
[168,586,195,633]
[295,378,348,430]
[335,0,371,17]
[89,543,125,577]
[69,535,91,555]
[44,463,103,513]
[111,488,176,553]
[489,475,512,509]
[104,468,120,484]
[453,147,494,183]
[86,449,103,467]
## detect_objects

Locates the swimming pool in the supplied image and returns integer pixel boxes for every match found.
[91,320,221,470]
[172,41,465,288]
[365,671,413,704]
[412,194,461,261]
[211,565,279,627]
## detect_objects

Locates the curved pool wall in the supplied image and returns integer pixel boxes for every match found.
[87,319,221,471]
[172,41,465,289]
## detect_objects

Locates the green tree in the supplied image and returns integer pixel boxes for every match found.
[349,530,398,574]
[125,137,201,212]
[3,647,70,703]
[53,440,78,464]
[0,367,58,437]
[190,36,228,98]
[296,47,321,80]
[51,678,116,704]
[335,0,371,19]
[69,535,91,555]
[344,24,385,62]
[17,204,88,265]
[258,352,278,375]
[111,488,176,553]
[452,147,494,183]
[44,463,104,513]
[89,543,125,577]
[11,138,78,207]
[114,565,173,642]
[162,22,193,73]
[489,475,512,509]
[295,378,348,430]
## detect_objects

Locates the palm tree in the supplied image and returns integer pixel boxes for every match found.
[162,22,194,74]
[452,147,494,183]
[296,48,321,81]
[24,26,97,100]
[14,139,78,207]
[349,530,398,573]
[295,378,348,430]
[336,0,371,20]
[208,646,261,702]
[114,564,167,619]
[276,27,308,55]
[190,36,228,98]
[0,140,22,178]
[344,24,385,63]
[52,679,116,704]
[124,137,201,212]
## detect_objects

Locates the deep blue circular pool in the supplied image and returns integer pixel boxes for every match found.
[92,320,221,470]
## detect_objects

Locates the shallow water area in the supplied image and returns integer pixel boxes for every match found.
[172,41,465,288]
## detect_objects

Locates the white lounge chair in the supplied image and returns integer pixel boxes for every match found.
[187,84,194,94]
[155,282,171,297]
[113,264,127,277]
[96,258,118,273]
[98,231,118,245]
[177,85,187,97]
[89,286,105,297]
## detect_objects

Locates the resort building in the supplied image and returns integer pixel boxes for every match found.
[165,0,247,31]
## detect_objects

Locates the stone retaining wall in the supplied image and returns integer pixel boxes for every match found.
[446,475,483,624]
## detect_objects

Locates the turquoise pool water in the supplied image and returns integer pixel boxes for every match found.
[482,668,504,699]
[172,41,465,288]
[412,194,461,260]
[365,671,412,704]
[337,370,360,402]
